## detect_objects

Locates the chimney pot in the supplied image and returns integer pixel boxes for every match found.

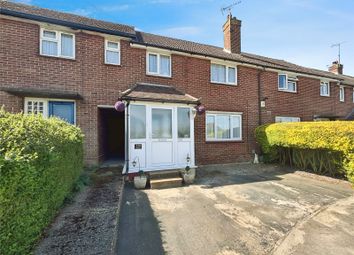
[223,14,242,54]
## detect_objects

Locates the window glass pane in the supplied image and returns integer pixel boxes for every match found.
[228,67,236,83]
[206,115,215,139]
[106,50,119,64]
[152,108,172,139]
[148,54,158,73]
[287,81,296,92]
[231,116,241,138]
[61,34,74,57]
[160,55,171,76]
[211,64,226,83]
[107,41,118,49]
[278,75,287,89]
[42,40,58,56]
[130,105,146,139]
[178,108,190,138]
[216,115,230,139]
[340,87,345,101]
[49,102,74,124]
[43,30,56,39]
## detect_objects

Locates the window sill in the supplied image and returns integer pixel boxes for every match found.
[105,62,121,66]
[278,89,297,94]
[206,139,244,143]
[211,81,237,86]
[320,94,330,97]
[146,73,172,79]
[39,54,76,61]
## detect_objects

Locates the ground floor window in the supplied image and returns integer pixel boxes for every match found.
[275,116,300,123]
[206,112,242,141]
[24,98,75,124]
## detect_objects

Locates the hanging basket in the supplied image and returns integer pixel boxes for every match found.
[114,101,125,112]
[195,104,206,115]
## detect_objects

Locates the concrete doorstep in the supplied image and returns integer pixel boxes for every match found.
[35,167,124,255]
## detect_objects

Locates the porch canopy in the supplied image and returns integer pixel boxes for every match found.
[120,83,199,104]
[0,87,83,100]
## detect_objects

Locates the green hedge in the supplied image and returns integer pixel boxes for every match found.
[0,110,84,254]
[255,121,354,184]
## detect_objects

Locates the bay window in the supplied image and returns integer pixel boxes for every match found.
[211,63,237,85]
[206,112,242,141]
[40,28,75,59]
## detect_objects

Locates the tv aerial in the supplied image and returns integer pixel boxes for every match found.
[221,1,242,16]
[331,41,346,64]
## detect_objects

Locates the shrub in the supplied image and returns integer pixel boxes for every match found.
[0,110,84,255]
[255,121,354,184]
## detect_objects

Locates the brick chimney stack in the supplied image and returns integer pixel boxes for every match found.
[223,14,242,54]
[328,61,343,75]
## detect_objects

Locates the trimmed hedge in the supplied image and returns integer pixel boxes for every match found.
[255,121,354,184]
[0,110,84,255]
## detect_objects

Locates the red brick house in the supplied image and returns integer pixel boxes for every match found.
[1,2,353,173]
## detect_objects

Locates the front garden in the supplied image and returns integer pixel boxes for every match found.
[0,110,84,255]
[256,121,354,185]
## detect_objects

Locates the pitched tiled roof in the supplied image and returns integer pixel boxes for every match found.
[0,1,135,37]
[1,1,354,86]
[121,83,199,104]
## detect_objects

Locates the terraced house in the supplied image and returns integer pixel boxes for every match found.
[1,1,353,174]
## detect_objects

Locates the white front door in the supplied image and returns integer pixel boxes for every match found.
[150,107,174,166]
[128,102,195,173]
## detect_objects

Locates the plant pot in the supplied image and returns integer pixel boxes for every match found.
[134,175,147,189]
[182,168,196,184]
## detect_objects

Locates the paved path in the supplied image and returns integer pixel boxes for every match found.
[116,164,354,255]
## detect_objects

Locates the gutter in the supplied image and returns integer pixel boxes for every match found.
[0,9,136,39]
[124,101,130,174]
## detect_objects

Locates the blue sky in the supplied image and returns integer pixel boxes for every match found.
[15,0,354,75]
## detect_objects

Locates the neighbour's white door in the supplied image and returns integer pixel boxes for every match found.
[150,107,174,166]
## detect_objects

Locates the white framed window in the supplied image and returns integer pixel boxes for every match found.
[320,81,330,96]
[147,52,171,77]
[275,116,301,123]
[206,112,242,141]
[24,98,76,124]
[105,40,120,65]
[278,74,297,92]
[339,86,345,102]
[211,63,237,85]
[40,28,75,59]
[352,88,354,103]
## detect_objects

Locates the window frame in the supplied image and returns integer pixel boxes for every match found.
[339,86,345,102]
[353,88,354,103]
[320,81,330,97]
[275,116,301,123]
[40,28,75,59]
[278,74,297,93]
[146,52,172,77]
[24,97,76,124]
[210,62,238,85]
[104,39,121,65]
[205,112,242,142]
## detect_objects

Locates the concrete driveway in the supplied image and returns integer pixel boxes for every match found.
[117,164,354,255]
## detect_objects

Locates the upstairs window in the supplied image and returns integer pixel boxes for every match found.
[147,52,171,77]
[278,74,297,92]
[320,81,330,96]
[40,28,75,59]
[105,40,120,65]
[211,63,237,85]
[339,86,345,102]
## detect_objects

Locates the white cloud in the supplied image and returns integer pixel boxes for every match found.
[99,4,130,12]
[12,0,32,4]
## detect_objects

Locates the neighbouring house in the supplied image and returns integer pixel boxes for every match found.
[1,1,353,174]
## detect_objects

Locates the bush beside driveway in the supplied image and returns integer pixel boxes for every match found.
[118,163,354,255]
